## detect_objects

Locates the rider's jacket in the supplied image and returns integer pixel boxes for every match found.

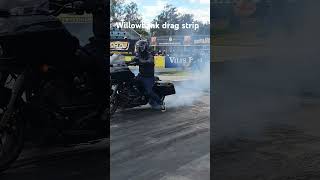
[132,52,155,78]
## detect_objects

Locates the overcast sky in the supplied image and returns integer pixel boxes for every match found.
[123,0,210,25]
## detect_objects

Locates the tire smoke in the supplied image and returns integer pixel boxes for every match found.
[165,56,210,108]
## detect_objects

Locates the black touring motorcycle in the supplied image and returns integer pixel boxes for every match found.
[110,55,176,116]
[0,0,107,172]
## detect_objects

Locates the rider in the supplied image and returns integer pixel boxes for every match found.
[131,40,166,112]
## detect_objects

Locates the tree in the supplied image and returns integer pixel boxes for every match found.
[123,2,141,24]
[110,0,149,37]
[110,0,124,23]
[178,14,195,35]
[196,22,210,35]
[123,2,149,37]
[151,4,210,36]
[151,4,180,36]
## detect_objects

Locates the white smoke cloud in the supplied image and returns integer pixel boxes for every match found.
[165,55,210,107]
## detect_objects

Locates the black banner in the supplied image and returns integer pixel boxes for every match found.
[150,36,210,46]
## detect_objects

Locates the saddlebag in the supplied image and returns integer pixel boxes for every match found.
[153,81,176,96]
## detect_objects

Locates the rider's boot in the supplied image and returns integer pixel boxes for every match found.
[160,101,166,112]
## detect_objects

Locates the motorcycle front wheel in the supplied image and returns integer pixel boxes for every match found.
[0,107,25,172]
[110,85,119,116]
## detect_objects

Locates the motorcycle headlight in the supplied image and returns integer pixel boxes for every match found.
[0,44,3,57]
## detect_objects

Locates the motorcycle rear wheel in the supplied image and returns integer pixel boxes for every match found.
[0,108,25,172]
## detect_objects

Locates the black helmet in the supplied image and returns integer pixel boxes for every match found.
[135,40,149,54]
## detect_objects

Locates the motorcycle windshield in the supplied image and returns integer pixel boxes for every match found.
[110,54,127,66]
[0,0,49,16]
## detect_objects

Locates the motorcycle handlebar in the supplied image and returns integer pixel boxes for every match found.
[125,61,138,66]
[109,62,135,67]
[49,0,93,16]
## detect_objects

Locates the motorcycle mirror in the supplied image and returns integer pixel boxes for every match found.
[72,1,85,15]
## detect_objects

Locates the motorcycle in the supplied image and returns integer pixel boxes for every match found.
[0,0,107,172]
[110,55,176,116]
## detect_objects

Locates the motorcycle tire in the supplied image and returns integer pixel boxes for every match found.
[0,108,25,172]
[110,95,119,116]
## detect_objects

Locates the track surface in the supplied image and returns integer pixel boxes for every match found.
[110,93,210,180]
[0,89,210,180]
[213,55,320,179]
[0,140,108,180]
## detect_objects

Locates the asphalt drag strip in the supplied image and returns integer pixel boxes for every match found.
[110,93,210,180]
[213,58,320,180]
[0,139,108,180]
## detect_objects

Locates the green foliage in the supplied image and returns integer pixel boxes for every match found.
[151,4,210,36]
[110,0,124,23]
[110,0,149,37]
[110,1,209,37]
[151,4,179,36]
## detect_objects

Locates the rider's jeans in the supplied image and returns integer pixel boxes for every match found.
[137,75,162,107]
